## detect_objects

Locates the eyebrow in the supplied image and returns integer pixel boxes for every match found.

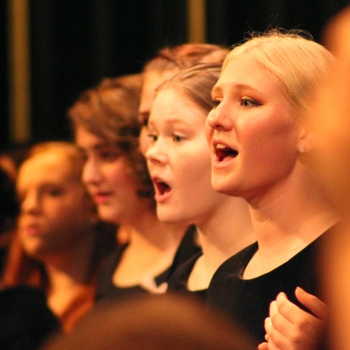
[212,82,264,97]
[149,117,193,129]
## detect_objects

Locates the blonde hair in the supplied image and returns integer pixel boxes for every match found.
[224,30,335,114]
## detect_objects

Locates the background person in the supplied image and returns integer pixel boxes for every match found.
[69,75,198,302]
[2,141,116,332]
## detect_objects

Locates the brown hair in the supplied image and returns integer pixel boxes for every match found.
[143,43,228,73]
[68,74,154,198]
[42,293,256,350]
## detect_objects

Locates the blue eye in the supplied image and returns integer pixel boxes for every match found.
[241,98,260,107]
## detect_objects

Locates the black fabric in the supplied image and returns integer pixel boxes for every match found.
[167,224,201,277]
[206,231,329,345]
[95,225,201,303]
[0,286,60,350]
[167,251,206,301]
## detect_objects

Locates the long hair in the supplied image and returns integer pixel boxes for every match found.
[68,74,154,199]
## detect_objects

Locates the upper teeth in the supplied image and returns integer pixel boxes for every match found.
[216,143,227,149]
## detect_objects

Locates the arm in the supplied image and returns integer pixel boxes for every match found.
[258,287,328,350]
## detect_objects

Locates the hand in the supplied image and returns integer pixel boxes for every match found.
[259,287,328,350]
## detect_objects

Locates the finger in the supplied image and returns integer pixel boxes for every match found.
[258,343,269,350]
[267,336,283,350]
[265,315,289,349]
[295,287,328,320]
[275,292,311,324]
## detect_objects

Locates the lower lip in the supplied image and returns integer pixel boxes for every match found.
[155,190,172,203]
[23,226,41,236]
[212,155,237,169]
[94,194,111,204]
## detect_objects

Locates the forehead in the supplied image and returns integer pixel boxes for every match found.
[216,54,283,94]
[150,88,205,125]
[143,70,178,93]
[18,152,76,186]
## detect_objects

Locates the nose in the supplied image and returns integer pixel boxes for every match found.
[21,190,41,215]
[145,139,168,166]
[82,158,103,186]
[206,105,233,131]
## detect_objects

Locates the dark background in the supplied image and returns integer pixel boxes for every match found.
[1,0,349,152]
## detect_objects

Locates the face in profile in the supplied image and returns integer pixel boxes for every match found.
[206,55,301,203]
[75,126,145,225]
[17,150,94,259]
[146,88,224,225]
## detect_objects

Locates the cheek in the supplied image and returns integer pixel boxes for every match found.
[204,116,213,142]
[175,152,211,189]
[139,127,151,155]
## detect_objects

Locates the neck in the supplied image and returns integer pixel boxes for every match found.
[45,231,95,289]
[187,195,254,290]
[44,230,95,316]
[126,207,187,252]
[197,196,254,273]
[245,171,339,277]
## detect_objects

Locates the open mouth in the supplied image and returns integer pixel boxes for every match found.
[153,178,171,196]
[215,144,238,161]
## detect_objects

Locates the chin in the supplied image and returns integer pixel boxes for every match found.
[97,208,119,224]
[156,208,183,225]
[211,174,240,197]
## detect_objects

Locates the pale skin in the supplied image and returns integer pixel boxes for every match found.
[206,53,338,346]
[17,150,97,318]
[75,126,187,291]
[146,87,255,291]
[258,288,328,350]
[138,69,178,155]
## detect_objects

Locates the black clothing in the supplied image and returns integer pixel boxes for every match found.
[167,225,200,276]
[95,225,201,302]
[206,232,328,345]
[0,286,60,350]
[167,252,206,300]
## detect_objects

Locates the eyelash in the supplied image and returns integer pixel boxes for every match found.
[147,133,158,142]
[147,133,184,143]
[98,150,121,162]
[212,97,261,109]
[212,99,221,108]
[241,97,260,107]
[172,134,184,142]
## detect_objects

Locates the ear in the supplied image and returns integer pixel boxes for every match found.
[298,125,314,153]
